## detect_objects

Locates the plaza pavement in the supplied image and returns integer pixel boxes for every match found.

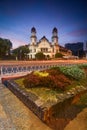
[0,83,52,130]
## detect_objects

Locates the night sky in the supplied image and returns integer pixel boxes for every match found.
[0,0,87,48]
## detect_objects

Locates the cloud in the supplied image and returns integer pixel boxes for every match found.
[11,38,27,49]
[67,28,87,37]
[0,33,27,49]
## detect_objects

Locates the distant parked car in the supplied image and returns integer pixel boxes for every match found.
[63,55,79,59]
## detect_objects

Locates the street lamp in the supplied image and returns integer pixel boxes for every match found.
[83,41,87,59]
[20,49,22,60]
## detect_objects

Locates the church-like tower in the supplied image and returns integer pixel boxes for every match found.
[52,27,58,45]
[30,27,37,45]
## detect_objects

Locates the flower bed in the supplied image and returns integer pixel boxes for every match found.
[15,65,87,103]
[23,68,72,91]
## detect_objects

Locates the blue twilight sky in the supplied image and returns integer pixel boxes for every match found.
[0,0,87,48]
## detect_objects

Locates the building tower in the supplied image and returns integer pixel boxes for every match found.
[52,27,58,45]
[30,27,37,45]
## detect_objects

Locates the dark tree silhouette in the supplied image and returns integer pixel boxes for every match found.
[0,38,12,59]
[12,45,29,60]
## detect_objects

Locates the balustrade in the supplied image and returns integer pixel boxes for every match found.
[0,64,51,77]
[0,62,85,78]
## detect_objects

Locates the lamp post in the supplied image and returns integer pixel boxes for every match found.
[85,50,87,59]
[77,48,81,58]
[83,41,87,59]
[78,48,83,58]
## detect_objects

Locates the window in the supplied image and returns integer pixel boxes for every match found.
[41,48,48,52]
[30,49,32,53]
[31,55,32,59]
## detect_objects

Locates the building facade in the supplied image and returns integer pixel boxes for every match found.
[65,42,85,58]
[28,27,71,59]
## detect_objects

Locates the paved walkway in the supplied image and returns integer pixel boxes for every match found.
[64,108,87,130]
[0,83,52,130]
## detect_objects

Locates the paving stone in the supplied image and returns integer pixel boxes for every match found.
[0,83,52,130]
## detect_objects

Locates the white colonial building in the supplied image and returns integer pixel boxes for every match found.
[28,27,71,59]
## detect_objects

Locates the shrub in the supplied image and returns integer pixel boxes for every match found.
[59,65,86,80]
[23,74,41,88]
[35,52,45,60]
[78,64,87,69]
[55,53,63,58]
[78,64,87,76]
[23,69,72,91]
[49,75,71,90]
[46,68,61,75]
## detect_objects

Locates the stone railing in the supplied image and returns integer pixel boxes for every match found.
[0,62,86,80]
[0,64,52,76]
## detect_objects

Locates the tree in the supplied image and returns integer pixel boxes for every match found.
[5,39,12,55]
[55,52,63,58]
[0,38,12,59]
[35,52,45,60]
[12,45,29,60]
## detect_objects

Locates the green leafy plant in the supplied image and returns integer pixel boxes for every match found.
[55,52,63,58]
[35,52,45,60]
[59,65,86,80]
[78,64,87,69]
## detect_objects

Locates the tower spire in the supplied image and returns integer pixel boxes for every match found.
[52,27,58,45]
[30,27,37,45]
